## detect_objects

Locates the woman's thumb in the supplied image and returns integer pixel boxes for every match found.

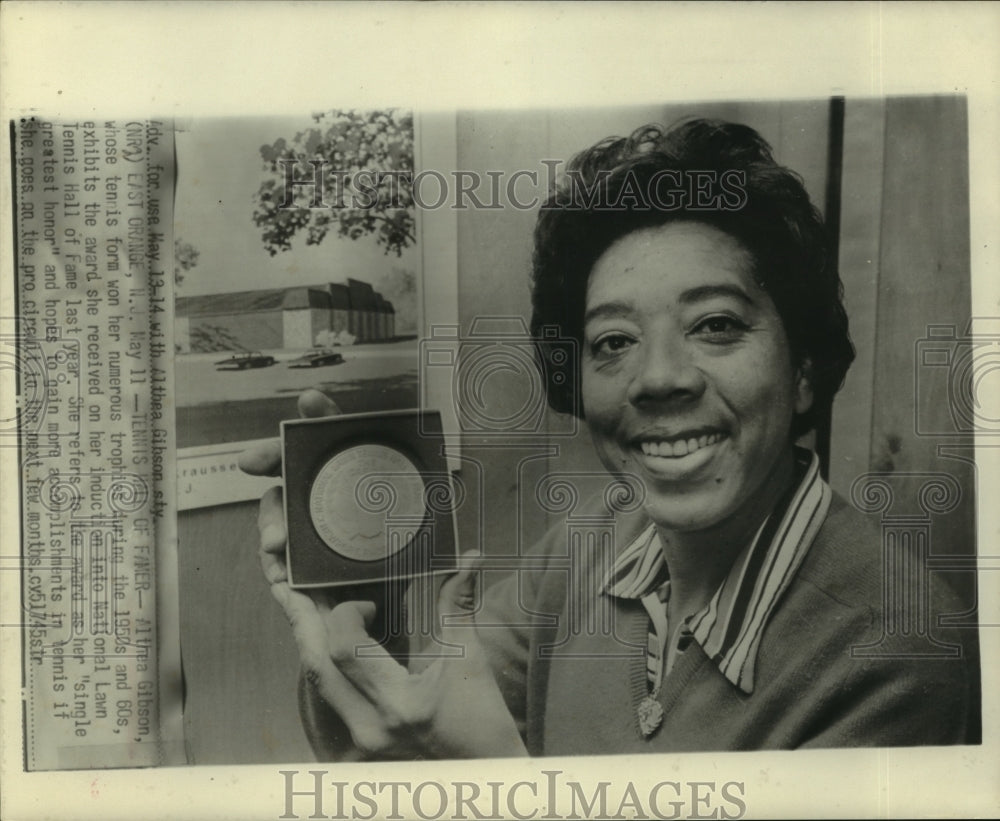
[438,550,482,621]
[405,551,482,671]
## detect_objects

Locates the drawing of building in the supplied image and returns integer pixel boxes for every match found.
[175,279,395,352]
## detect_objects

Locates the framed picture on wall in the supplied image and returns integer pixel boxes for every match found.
[173,112,446,511]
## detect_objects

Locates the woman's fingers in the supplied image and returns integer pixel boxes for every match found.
[257,486,287,582]
[324,601,423,713]
[271,583,400,756]
[238,390,341,478]
[269,586,370,715]
[298,389,341,419]
[257,485,286,544]
[238,439,282,477]
[300,573,523,758]
[270,580,412,720]
[270,581,330,665]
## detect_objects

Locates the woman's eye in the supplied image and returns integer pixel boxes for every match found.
[691,315,748,340]
[591,333,635,357]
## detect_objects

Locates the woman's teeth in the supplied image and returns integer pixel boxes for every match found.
[639,432,723,458]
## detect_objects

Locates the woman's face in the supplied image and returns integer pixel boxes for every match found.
[581,221,812,534]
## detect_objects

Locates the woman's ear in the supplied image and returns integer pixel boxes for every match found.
[794,358,815,415]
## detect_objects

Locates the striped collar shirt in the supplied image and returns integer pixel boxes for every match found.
[601,448,832,694]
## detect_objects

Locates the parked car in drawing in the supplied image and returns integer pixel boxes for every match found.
[287,348,346,368]
[215,351,277,370]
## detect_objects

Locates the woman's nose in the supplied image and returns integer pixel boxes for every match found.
[625,336,706,406]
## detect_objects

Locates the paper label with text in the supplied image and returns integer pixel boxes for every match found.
[12,118,183,770]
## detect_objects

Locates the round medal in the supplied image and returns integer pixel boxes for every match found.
[308,444,427,561]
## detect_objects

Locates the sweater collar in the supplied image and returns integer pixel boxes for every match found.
[601,447,831,694]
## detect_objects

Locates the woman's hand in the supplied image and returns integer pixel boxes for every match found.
[239,390,527,760]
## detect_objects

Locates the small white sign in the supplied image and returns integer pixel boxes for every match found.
[177,439,279,510]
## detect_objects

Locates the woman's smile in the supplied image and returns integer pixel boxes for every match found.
[633,429,728,474]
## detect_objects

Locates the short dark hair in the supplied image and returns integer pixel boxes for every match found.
[530,118,855,437]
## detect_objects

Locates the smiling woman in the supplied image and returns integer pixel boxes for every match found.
[244,116,979,759]
[581,223,811,538]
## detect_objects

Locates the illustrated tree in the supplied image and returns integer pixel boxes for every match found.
[174,238,200,287]
[252,109,415,257]
[375,266,418,334]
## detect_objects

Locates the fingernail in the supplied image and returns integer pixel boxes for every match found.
[299,390,341,417]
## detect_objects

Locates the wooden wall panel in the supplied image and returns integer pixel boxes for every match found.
[829,98,886,494]
[869,96,976,597]
[454,108,557,556]
[178,503,312,764]
[656,99,831,215]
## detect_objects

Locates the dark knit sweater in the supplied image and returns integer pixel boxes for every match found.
[476,493,980,753]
